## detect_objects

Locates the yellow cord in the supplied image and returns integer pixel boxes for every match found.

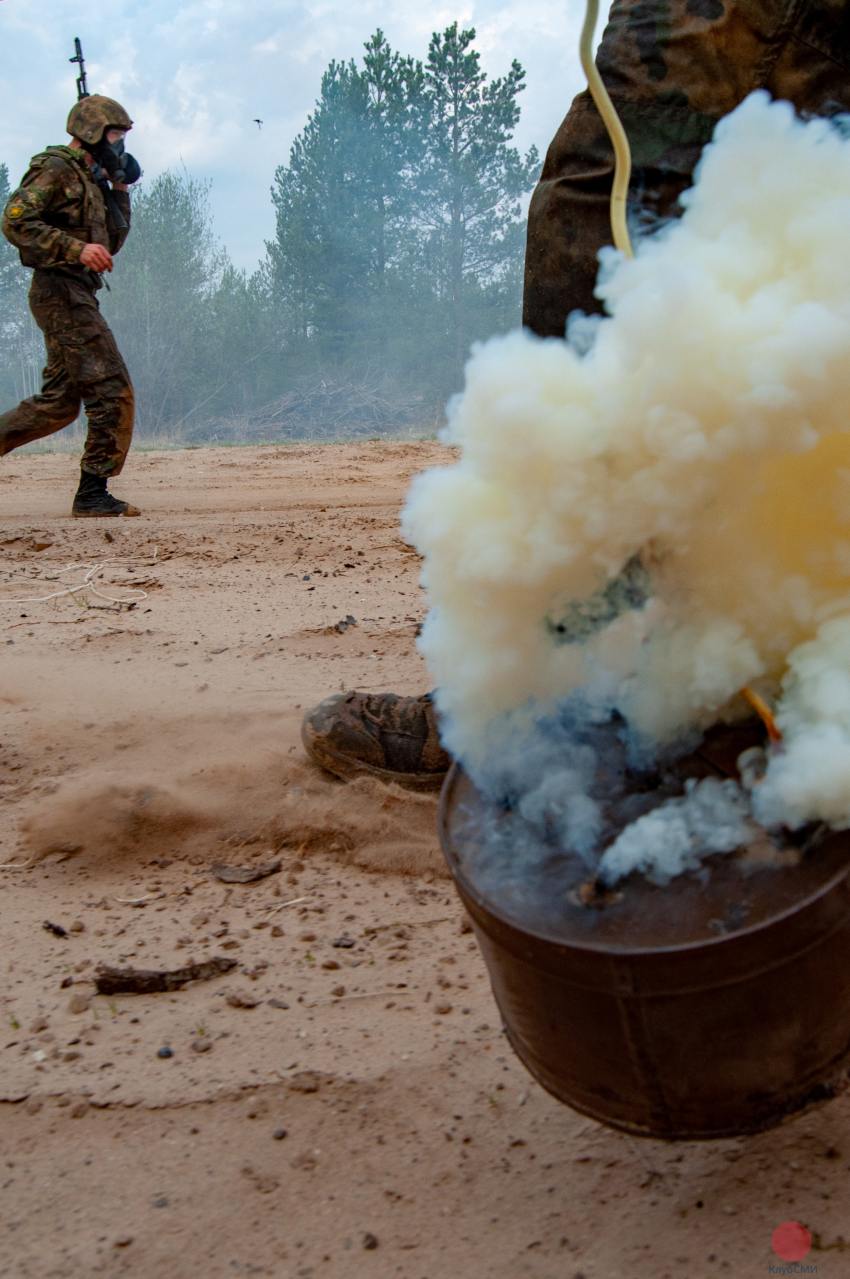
[579,0,634,258]
[741,687,783,744]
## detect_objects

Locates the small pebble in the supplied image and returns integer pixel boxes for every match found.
[290,1151,318,1172]
[226,991,260,1009]
[191,1038,213,1054]
[272,1127,288,1141]
[289,1070,320,1094]
[70,1102,89,1119]
[362,1233,379,1251]
[157,1046,174,1059]
[69,920,85,934]
[113,1237,134,1249]
[29,1017,49,1034]
[68,993,91,1015]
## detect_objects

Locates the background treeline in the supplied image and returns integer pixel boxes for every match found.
[0,25,539,444]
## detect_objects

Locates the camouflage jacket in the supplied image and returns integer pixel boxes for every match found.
[1,144,130,276]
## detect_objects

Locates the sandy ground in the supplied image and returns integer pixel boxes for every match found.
[1,442,848,1279]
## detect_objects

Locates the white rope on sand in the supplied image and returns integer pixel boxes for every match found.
[1,547,159,608]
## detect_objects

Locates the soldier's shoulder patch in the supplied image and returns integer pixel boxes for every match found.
[6,203,25,220]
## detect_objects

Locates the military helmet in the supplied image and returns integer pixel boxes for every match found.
[66,94,133,144]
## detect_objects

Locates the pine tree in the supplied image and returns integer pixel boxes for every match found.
[266,32,427,366]
[417,23,539,380]
[359,31,426,292]
[267,59,371,357]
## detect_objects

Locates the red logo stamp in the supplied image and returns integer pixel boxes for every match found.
[772,1221,813,1262]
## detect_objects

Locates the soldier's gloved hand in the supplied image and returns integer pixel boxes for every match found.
[80,243,114,272]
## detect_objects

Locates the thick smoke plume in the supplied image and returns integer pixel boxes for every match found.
[404,94,850,885]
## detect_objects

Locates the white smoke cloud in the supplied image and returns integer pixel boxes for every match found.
[404,92,850,884]
[597,777,755,887]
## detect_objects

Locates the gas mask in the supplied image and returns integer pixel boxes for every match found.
[87,134,141,185]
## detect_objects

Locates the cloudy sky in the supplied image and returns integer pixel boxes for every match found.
[0,0,586,272]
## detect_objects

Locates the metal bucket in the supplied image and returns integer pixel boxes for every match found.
[438,722,850,1139]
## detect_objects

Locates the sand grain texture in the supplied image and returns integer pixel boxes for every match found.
[1,444,846,1278]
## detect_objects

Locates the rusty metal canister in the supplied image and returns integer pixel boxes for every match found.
[439,746,850,1140]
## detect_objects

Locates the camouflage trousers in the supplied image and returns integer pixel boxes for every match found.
[0,271,134,476]
[524,0,850,337]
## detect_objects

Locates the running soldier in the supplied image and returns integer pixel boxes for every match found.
[0,94,140,516]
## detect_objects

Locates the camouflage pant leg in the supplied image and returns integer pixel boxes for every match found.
[523,0,850,338]
[0,297,82,458]
[0,273,134,477]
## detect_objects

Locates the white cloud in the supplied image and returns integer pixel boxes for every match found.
[252,36,281,55]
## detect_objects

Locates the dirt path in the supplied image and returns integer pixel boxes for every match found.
[1,443,846,1278]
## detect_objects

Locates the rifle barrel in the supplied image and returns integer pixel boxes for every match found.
[70,36,89,99]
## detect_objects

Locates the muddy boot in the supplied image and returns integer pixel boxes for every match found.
[301,691,451,791]
[71,469,141,518]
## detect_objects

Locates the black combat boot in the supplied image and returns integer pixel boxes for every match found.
[71,469,141,518]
